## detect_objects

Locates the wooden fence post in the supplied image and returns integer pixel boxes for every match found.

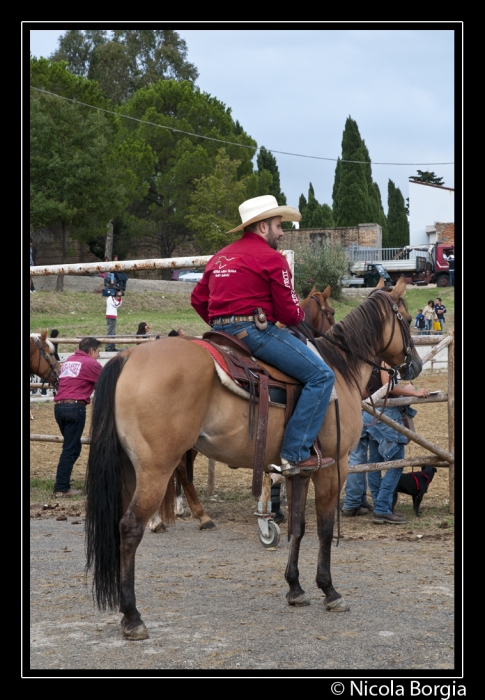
[448,331,455,514]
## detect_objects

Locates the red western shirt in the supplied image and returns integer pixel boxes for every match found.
[54,349,102,404]
[191,231,304,326]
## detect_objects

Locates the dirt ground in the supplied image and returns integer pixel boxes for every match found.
[29,370,454,539]
[28,370,457,674]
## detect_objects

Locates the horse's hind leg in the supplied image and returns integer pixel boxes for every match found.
[313,470,350,612]
[176,458,216,530]
[285,475,312,606]
[119,471,174,640]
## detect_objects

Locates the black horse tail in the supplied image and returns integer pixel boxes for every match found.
[85,353,128,611]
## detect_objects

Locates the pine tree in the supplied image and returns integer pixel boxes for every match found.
[299,184,334,228]
[386,180,409,248]
[409,170,445,186]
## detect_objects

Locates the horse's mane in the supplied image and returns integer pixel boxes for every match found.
[315,291,407,391]
[30,332,55,354]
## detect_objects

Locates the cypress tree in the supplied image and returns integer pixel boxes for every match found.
[334,117,372,227]
[386,179,409,248]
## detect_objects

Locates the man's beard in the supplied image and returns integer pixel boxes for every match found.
[266,230,280,250]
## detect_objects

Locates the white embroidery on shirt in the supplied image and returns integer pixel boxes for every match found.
[60,361,82,378]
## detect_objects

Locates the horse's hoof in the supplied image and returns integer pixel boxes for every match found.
[149,522,166,533]
[325,597,350,612]
[199,518,217,530]
[287,592,311,606]
[121,621,149,640]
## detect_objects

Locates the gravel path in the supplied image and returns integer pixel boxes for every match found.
[29,516,454,674]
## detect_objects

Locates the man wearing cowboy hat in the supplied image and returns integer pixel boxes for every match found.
[191,195,335,477]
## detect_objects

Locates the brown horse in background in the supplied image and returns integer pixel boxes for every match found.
[85,277,421,641]
[30,330,61,389]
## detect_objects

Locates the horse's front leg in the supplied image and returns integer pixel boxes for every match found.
[313,469,350,612]
[285,475,312,606]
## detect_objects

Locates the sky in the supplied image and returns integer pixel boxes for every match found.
[27,24,459,218]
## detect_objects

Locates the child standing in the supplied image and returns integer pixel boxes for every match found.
[105,289,122,352]
[414,309,426,336]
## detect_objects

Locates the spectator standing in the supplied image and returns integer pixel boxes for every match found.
[423,300,437,335]
[342,359,430,522]
[113,255,128,292]
[414,309,426,336]
[105,289,123,351]
[443,253,455,287]
[434,298,447,334]
[53,337,102,497]
[168,328,185,337]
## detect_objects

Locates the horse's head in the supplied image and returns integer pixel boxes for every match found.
[30,329,61,388]
[374,276,422,381]
[301,285,335,335]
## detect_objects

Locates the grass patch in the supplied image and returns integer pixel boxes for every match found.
[30,477,85,503]
[30,287,455,348]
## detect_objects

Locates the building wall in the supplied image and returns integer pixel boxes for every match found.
[409,181,454,246]
[280,223,382,250]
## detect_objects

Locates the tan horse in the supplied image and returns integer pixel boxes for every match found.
[85,276,421,641]
[147,284,336,534]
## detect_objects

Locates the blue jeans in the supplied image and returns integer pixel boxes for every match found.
[212,321,335,463]
[342,434,379,509]
[448,270,454,286]
[343,421,405,515]
[368,440,404,515]
[54,403,86,492]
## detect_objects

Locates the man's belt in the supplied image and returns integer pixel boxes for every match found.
[211,315,255,325]
[55,399,87,405]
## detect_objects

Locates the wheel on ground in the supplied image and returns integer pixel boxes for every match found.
[258,520,280,548]
[436,274,449,287]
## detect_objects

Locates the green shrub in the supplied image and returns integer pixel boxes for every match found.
[293,239,348,299]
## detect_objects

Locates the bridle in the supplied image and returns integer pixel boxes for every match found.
[307,294,335,334]
[302,289,415,378]
[31,336,60,389]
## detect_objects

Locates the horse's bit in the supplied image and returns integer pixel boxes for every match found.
[32,337,60,388]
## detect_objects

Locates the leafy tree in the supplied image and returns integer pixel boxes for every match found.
[185,149,249,252]
[30,58,154,286]
[293,238,347,299]
[50,29,198,104]
[333,117,376,227]
[385,180,409,248]
[119,80,256,257]
[409,170,445,186]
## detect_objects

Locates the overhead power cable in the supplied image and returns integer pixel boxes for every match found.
[30,86,454,167]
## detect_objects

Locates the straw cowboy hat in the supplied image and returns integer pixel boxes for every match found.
[227,195,301,234]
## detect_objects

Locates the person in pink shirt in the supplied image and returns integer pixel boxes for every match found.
[53,337,102,497]
[191,195,335,477]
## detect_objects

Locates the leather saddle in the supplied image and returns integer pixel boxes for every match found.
[201,330,304,498]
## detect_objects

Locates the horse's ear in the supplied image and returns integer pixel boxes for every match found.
[390,275,406,300]
[376,277,385,289]
[40,329,48,342]
[322,284,331,298]
[309,286,317,297]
